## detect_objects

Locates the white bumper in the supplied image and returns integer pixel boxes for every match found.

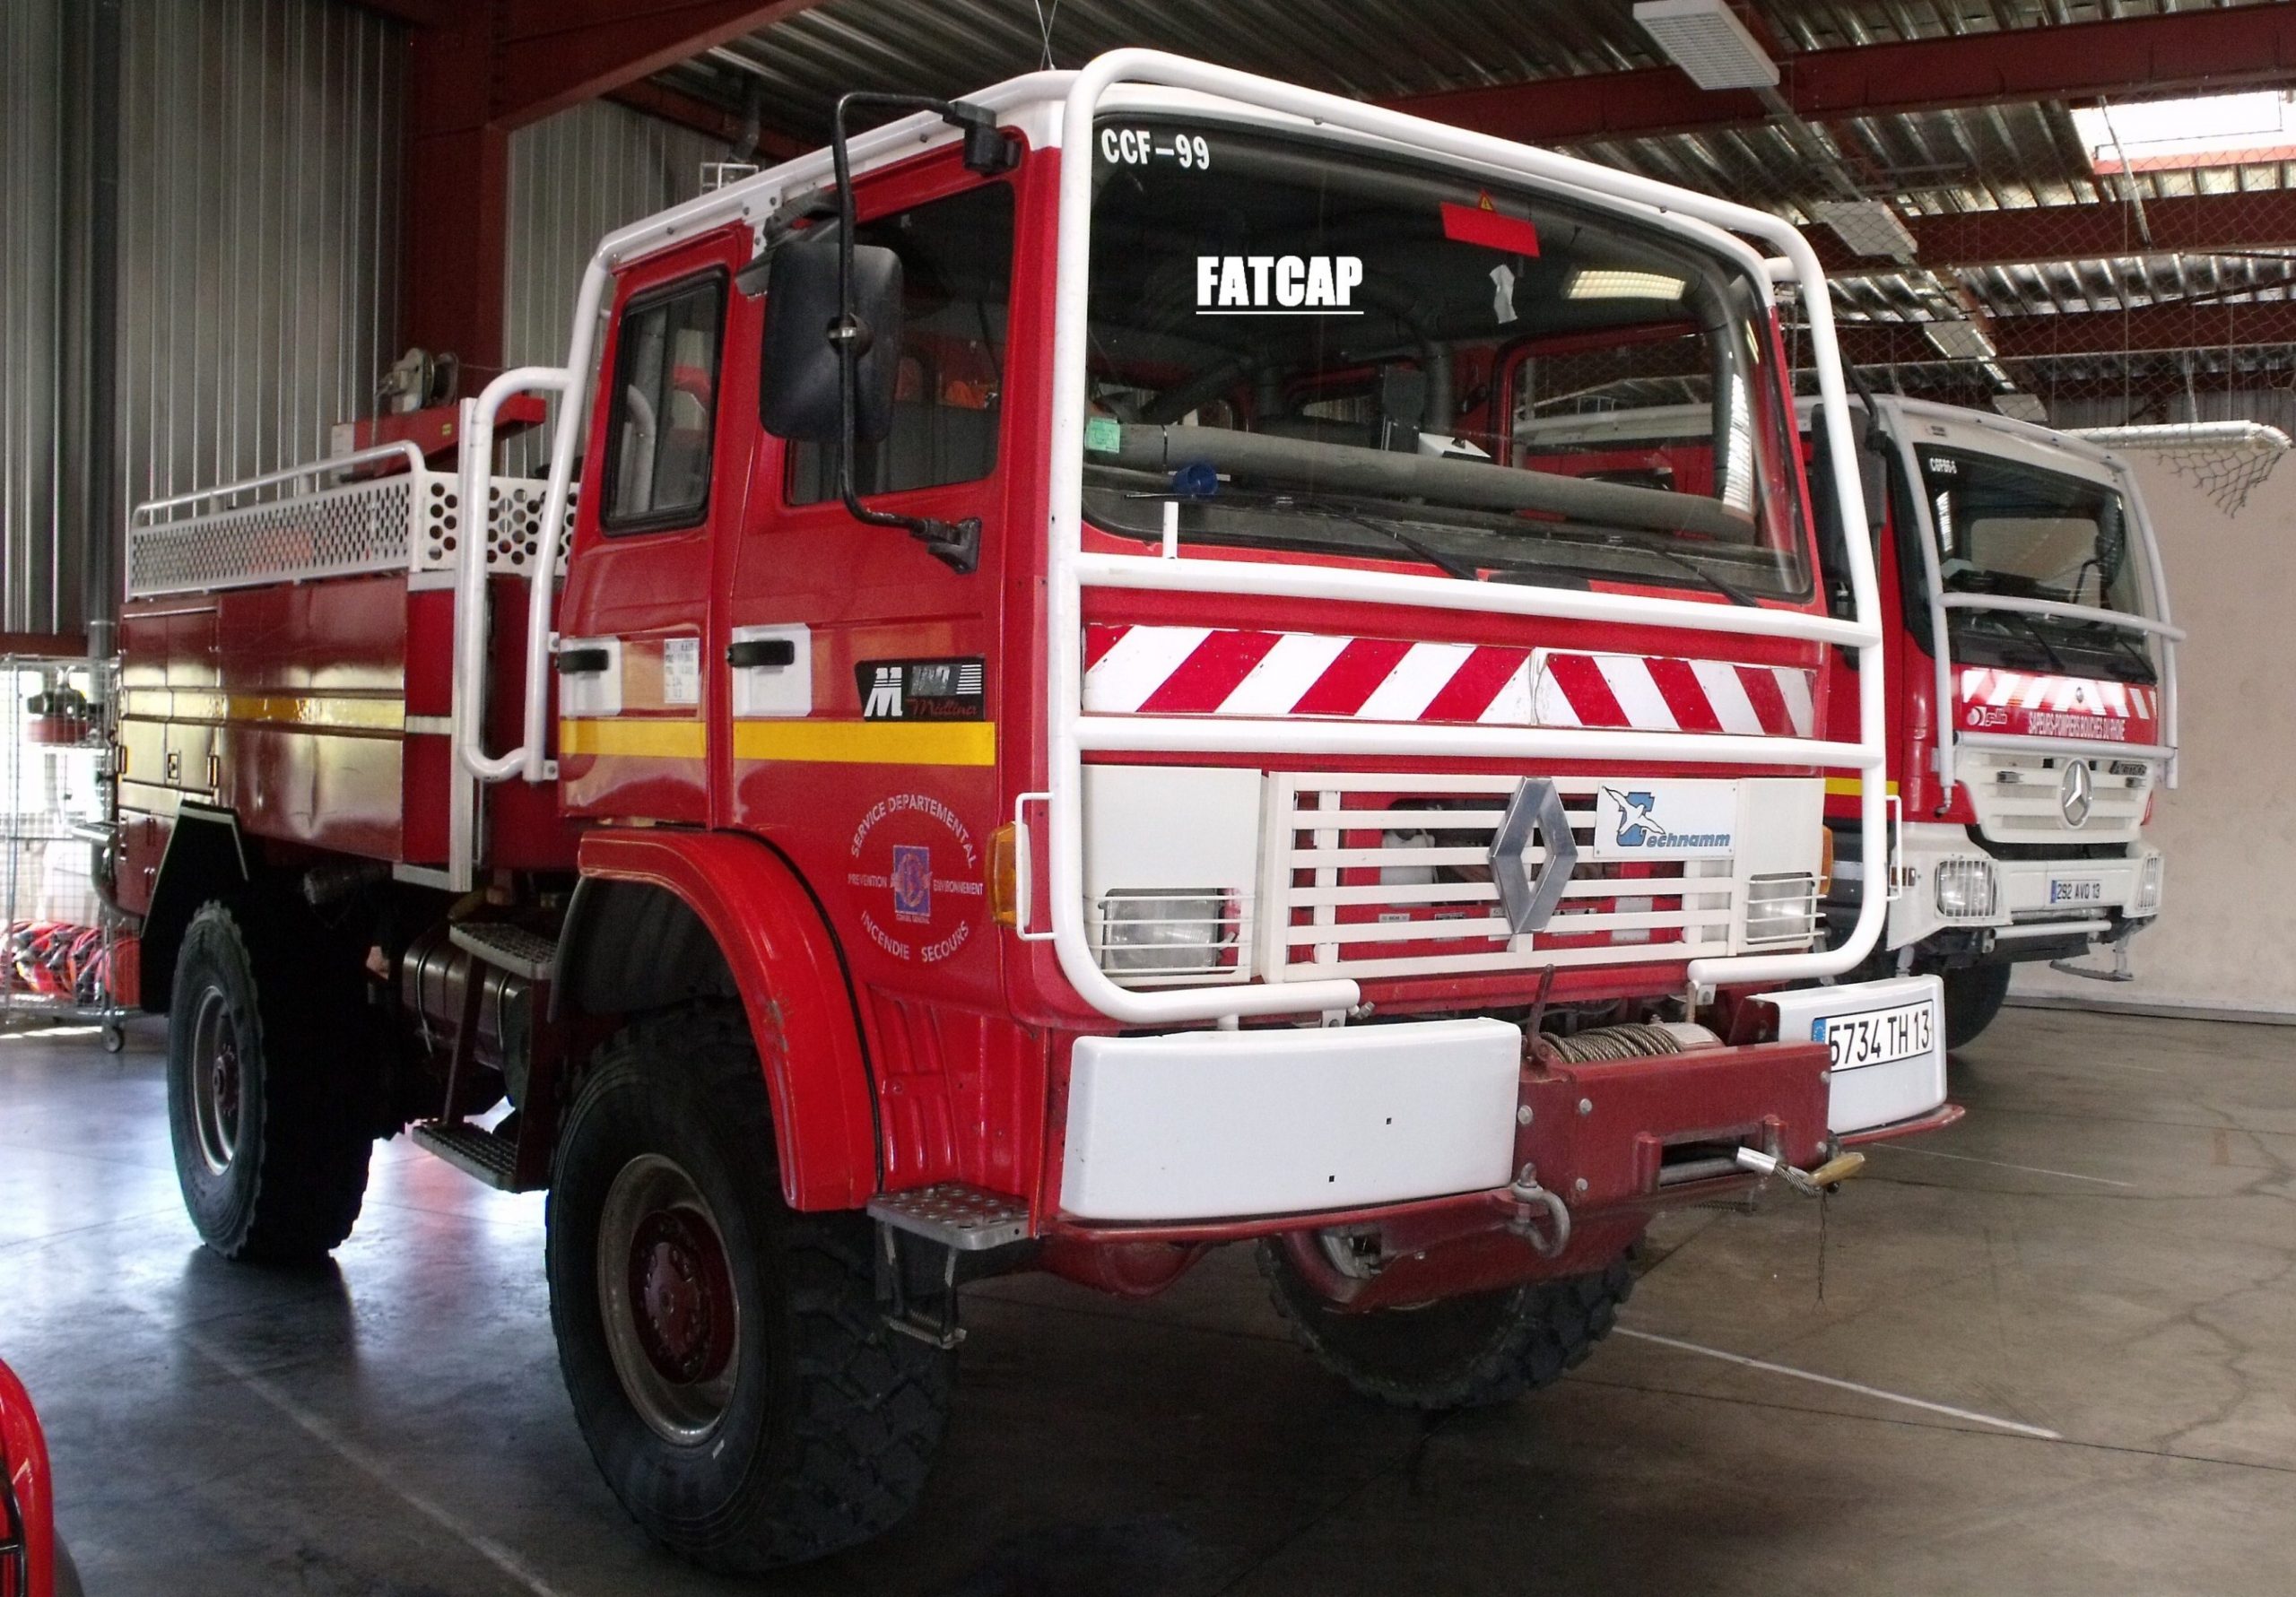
[1059,1019,1522,1221]
[1886,824,2161,949]
[1764,974,1949,1135]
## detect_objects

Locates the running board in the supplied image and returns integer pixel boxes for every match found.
[867,1184,1031,1251]
[411,1120,539,1191]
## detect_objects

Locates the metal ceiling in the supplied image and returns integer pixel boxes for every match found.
[655,0,2296,427]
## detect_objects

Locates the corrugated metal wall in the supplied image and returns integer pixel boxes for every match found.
[117,0,405,525]
[0,0,69,638]
[502,100,730,473]
[2,3,732,631]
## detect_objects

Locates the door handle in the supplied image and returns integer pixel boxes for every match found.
[556,647,612,675]
[727,638,796,670]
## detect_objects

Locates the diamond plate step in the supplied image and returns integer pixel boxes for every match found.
[867,1184,1031,1251]
[412,1120,535,1191]
[448,921,557,980]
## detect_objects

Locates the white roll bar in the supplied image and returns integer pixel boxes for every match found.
[1044,51,1890,1017]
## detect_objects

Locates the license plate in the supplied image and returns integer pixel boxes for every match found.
[2048,877,2105,905]
[1815,1000,1935,1071]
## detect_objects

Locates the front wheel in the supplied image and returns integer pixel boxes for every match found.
[547,1004,953,1573]
[1942,962,2013,1050]
[1258,1241,1633,1410]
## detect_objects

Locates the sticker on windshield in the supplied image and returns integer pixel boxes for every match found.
[1440,195,1541,256]
[1196,255,1362,316]
[1100,127,1211,169]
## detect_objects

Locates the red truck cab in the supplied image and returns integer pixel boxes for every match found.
[112,52,1951,1571]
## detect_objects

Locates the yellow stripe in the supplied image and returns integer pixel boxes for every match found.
[230,693,404,732]
[732,719,996,766]
[1825,777,1900,797]
[560,718,709,759]
[119,687,403,732]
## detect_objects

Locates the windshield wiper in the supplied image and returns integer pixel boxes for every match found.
[1335,515,1483,582]
[2068,617,2158,679]
[1966,608,2065,671]
[1222,490,1486,581]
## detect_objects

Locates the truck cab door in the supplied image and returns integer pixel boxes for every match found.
[555,230,759,826]
[718,161,1025,1019]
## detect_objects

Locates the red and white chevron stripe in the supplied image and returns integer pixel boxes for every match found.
[1082,624,1815,735]
[1957,666,2161,743]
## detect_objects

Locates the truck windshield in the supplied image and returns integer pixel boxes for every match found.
[1917,447,2157,681]
[1079,119,1810,602]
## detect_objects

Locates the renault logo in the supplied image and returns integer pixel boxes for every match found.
[1489,777,1578,935]
[2059,759,2093,828]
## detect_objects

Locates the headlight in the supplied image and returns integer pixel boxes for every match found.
[1096,890,1238,976]
[1935,858,1997,920]
[2136,854,2162,913]
[1744,872,1817,945]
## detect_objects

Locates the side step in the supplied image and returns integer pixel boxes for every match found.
[867,1183,1031,1251]
[410,1120,540,1192]
[448,921,558,979]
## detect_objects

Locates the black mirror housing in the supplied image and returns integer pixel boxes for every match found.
[760,235,904,443]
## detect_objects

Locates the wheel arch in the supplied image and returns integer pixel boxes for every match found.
[557,830,881,1211]
[138,804,252,1012]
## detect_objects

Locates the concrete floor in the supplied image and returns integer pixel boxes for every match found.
[4,1006,2293,1595]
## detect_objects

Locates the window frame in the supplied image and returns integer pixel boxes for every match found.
[599,268,731,537]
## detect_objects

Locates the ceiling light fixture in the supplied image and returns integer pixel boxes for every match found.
[1923,319,1996,362]
[1813,200,1918,264]
[1633,0,1779,91]
[1566,269,1688,301]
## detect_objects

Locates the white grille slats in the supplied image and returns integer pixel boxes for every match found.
[1258,773,1738,981]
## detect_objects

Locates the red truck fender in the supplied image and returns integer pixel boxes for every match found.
[562,830,880,1211]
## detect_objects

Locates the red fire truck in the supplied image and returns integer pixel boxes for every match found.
[0,1358,76,1597]
[1518,395,2177,1046]
[113,53,1953,1571]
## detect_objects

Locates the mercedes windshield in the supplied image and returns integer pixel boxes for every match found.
[1079,119,1813,603]
[1915,445,2159,682]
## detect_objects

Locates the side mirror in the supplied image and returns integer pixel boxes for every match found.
[759,235,904,443]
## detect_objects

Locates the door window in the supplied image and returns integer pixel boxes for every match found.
[603,273,726,533]
[787,183,1015,504]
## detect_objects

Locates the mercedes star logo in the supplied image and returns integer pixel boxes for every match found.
[2059,759,2094,828]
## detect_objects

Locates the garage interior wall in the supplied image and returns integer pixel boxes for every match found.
[2013,450,2296,1020]
[501,100,729,475]
[117,0,405,535]
[0,0,71,638]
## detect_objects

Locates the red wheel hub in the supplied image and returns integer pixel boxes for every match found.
[626,1207,735,1385]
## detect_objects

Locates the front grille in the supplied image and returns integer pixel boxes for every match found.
[1258,773,1738,981]
[1965,750,2148,845]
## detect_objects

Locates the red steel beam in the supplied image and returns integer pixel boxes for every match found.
[1837,299,2296,366]
[1389,7,2296,146]
[400,2,822,383]
[495,2,819,130]
[1820,189,2296,275]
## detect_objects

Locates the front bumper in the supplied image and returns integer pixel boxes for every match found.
[1057,976,1950,1228]
[1836,823,2161,953]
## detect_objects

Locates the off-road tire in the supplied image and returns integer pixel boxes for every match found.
[1942,962,2013,1050]
[547,1003,953,1573]
[165,896,373,1262]
[1258,1242,1633,1410]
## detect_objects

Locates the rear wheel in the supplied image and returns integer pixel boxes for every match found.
[165,897,373,1262]
[547,1004,953,1572]
[1258,1241,1633,1410]
[1942,962,2013,1050]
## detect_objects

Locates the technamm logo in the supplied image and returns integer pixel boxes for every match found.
[1196,255,1363,316]
[1605,786,1731,850]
